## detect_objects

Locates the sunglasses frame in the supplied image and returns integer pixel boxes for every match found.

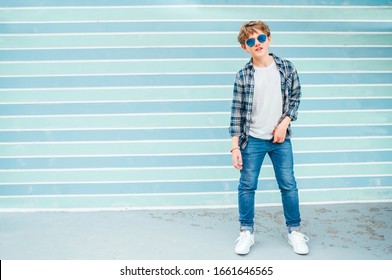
[245,34,267,47]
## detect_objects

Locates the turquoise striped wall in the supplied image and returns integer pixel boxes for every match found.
[0,0,391,211]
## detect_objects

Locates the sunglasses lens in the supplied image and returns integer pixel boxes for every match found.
[246,38,255,47]
[258,34,267,43]
[246,34,267,47]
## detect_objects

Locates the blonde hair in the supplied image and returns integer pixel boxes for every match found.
[237,20,271,45]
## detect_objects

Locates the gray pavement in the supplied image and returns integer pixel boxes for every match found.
[0,202,391,260]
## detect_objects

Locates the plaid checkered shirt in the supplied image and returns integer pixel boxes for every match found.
[229,53,302,149]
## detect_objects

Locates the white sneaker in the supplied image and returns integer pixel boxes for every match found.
[235,231,255,255]
[288,231,309,255]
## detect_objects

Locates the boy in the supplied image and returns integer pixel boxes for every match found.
[229,20,309,255]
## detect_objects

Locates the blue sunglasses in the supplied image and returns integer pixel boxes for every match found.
[246,34,267,47]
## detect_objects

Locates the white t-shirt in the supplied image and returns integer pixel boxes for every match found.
[249,60,282,140]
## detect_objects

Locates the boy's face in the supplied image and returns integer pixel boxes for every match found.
[241,30,271,59]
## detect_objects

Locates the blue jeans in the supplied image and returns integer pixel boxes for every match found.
[238,136,301,233]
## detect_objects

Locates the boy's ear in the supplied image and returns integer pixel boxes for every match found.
[240,44,248,51]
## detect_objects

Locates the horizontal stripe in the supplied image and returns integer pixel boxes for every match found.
[0,126,391,142]
[0,85,390,104]
[0,33,391,49]
[1,136,389,144]
[1,21,391,34]
[0,111,390,131]
[0,137,390,157]
[4,186,392,199]
[4,20,392,24]
[2,45,391,51]
[2,5,391,10]
[1,57,391,63]
[2,200,392,212]
[2,0,390,7]
[1,110,390,119]
[0,187,390,210]
[1,124,390,132]
[0,73,390,89]
[0,162,390,184]
[3,187,392,199]
[2,70,391,78]
[2,31,392,36]
[1,176,390,195]
[1,174,390,186]
[0,83,390,90]
[1,147,390,158]
[2,96,391,105]
[1,161,391,172]
[0,151,390,169]
[1,47,390,61]
[0,99,390,116]
[1,7,390,22]
[1,59,391,76]
[2,201,392,212]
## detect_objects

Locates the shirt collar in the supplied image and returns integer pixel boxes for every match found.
[245,53,282,71]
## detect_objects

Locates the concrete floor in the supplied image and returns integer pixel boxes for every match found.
[0,202,391,260]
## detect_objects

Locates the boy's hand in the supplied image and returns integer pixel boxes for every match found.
[273,116,291,143]
[232,149,243,170]
[272,124,287,143]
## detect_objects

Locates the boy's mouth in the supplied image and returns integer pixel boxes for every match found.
[255,47,263,52]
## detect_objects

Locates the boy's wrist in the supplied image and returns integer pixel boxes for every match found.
[280,116,291,127]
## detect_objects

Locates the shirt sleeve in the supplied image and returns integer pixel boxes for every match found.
[286,66,301,122]
[229,71,244,136]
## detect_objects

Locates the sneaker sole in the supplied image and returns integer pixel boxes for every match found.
[235,246,252,255]
[288,240,309,255]
[235,243,254,255]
